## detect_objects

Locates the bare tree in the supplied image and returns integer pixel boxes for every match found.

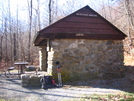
[0,35,3,62]
[8,0,14,66]
[124,0,134,44]
[36,0,41,30]
[49,0,52,24]
[33,0,41,31]
[27,0,33,62]
[4,17,8,65]
[13,5,19,61]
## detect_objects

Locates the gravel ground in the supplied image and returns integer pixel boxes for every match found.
[0,72,125,101]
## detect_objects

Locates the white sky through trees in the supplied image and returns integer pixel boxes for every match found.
[0,0,115,27]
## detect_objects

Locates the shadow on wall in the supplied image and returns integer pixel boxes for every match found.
[53,65,126,82]
[51,65,134,93]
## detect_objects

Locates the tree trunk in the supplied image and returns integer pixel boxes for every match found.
[27,0,33,62]
[0,36,3,62]
[13,33,17,61]
[49,0,52,24]
[124,0,134,54]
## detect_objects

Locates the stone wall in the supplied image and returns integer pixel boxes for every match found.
[21,74,42,87]
[39,46,47,71]
[46,39,124,81]
[21,72,48,87]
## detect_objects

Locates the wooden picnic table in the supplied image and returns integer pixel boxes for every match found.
[14,62,28,74]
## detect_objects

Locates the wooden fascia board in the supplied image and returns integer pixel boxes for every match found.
[35,33,125,46]
[41,33,125,40]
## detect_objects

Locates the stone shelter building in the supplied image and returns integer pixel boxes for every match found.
[34,6,127,81]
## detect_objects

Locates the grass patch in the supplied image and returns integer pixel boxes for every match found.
[64,92,134,101]
[10,70,18,72]
[0,99,5,101]
[81,93,134,101]
[0,98,18,101]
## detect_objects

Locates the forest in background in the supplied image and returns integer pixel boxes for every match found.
[0,0,133,67]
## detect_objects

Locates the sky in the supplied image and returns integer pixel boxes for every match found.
[0,0,104,13]
[0,0,114,23]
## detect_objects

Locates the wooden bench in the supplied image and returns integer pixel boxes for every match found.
[5,67,15,78]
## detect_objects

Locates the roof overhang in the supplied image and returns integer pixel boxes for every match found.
[34,32,126,46]
[34,5,127,46]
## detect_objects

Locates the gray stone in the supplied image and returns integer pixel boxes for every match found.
[106,41,114,45]
[39,39,124,80]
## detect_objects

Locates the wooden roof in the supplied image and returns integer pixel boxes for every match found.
[34,5,127,46]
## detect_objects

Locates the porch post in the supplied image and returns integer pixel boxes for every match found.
[39,46,47,71]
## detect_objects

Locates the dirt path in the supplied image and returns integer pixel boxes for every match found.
[0,73,125,101]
